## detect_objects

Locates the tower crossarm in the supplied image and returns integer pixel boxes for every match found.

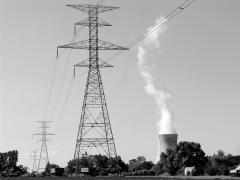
[74,59,113,68]
[58,40,128,51]
[67,4,119,14]
[75,18,112,27]
[34,133,55,136]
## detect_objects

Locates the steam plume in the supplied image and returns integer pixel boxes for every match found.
[137,18,176,135]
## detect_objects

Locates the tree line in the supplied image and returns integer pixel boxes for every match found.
[64,141,240,176]
[1,141,240,177]
[0,150,27,176]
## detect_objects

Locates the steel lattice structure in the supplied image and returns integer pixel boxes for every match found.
[34,121,54,172]
[31,150,38,173]
[58,4,128,160]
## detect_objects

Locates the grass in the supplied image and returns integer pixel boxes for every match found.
[2,176,240,180]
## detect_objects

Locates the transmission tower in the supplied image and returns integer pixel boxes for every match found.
[58,4,128,160]
[34,121,54,172]
[31,150,38,173]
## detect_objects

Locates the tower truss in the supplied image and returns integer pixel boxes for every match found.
[58,4,128,160]
[34,121,54,172]
[31,150,38,173]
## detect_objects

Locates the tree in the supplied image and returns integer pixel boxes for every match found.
[7,150,18,169]
[217,149,225,158]
[66,155,128,176]
[155,141,208,175]
[158,149,179,175]
[175,141,208,175]
[0,150,27,176]
[0,150,19,173]
[107,156,128,174]
[128,156,154,175]
[45,163,59,173]
[205,151,240,176]
[66,159,76,175]
[15,165,28,176]
[0,153,7,172]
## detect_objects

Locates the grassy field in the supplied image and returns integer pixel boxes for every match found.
[2,176,240,180]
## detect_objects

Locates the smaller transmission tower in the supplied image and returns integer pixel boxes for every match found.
[34,121,54,173]
[31,150,38,173]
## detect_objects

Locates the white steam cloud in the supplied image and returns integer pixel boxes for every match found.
[137,17,177,135]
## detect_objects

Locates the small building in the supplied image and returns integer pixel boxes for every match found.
[50,167,64,176]
[230,165,240,176]
[184,166,196,176]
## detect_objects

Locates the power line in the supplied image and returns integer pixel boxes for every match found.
[46,26,84,126]
[54,76,75,133]
[126,0,196,48]
[57,4,127,168]
[97,0,104,5]
[51,0,196,130]
[105,0,196,63]
[49,47,73,123]
[70,0,196,78]
[51,0,106,132]
[41,27,82,124]
[42,57,58,122]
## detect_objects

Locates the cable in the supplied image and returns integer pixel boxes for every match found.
[105,0,196,63]
[71,1,196,83]
[54,76,75,133]
[49,48,72,123]
[42,56,58,122]
[97,0,104,5]
[52,0,105,133]
[57,26,84,57]
[52,0,194,133]
[127,0,195,48]
[49,25,86,124]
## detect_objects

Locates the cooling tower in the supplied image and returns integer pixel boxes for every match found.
[158,133,178,157]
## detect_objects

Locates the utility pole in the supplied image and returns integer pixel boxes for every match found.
[58,4,128,174]
[34,121,54,173]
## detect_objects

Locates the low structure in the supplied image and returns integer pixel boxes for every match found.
[184,166,196,176]
[230,165,240,176]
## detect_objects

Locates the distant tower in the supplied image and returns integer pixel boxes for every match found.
[31,150,38,173]
[34,121,54,172]
[58,4,128,160]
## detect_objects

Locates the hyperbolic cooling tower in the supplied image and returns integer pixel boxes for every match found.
[158,133,178,157]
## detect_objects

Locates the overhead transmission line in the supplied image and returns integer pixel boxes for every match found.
[73,0,196,78]
[52,0,105,133]
[52,0,105,121]
[105,0,196,63]
[53,76,75,133]
[126,0,196,48]
[53,0,195,132]
[42,25,85,123]
[32,0,106,168]
[41,26,83,125]
[43,0,106,125]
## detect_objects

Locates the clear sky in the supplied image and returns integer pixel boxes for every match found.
[1,0,240,169]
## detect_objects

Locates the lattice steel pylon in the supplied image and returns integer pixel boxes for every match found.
[31,150,38,173]
[58,4,128,160]
[34,121,54,173]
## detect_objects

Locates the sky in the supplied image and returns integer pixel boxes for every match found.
[1,0,240,170]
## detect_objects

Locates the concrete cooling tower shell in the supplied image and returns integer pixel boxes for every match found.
[159,134,178,154]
